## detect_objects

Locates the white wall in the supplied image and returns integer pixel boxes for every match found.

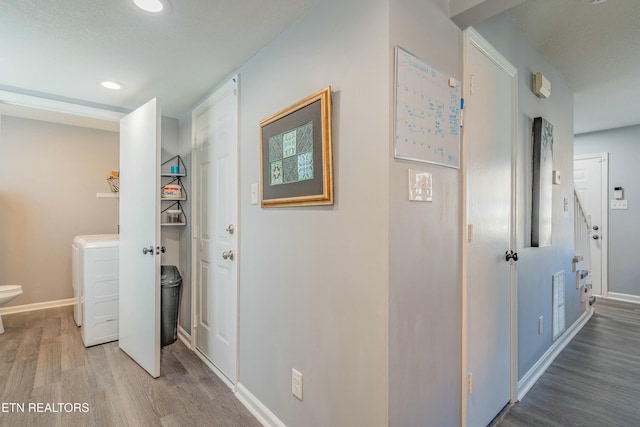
[0,115,119,306]
[388,0,463,426]
[575,124,640,298]
[236,0,390,424]
[475,13,581,379]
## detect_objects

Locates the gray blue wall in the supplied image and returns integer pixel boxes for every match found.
[475,12,583,379]
[172,115,192,333]
[159,116,192,333]
[231,0,465,424]
[177,2,585,424]
[237,0,390,425]
[575,125,640,297]
[389,0,462,426]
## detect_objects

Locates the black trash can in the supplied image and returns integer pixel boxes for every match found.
[161,265,182,347]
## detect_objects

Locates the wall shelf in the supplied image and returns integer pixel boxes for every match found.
[161,155,187,227]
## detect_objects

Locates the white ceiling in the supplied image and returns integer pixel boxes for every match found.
[508,0,640,134]
[0,0,315,119]
[0,0,636,134]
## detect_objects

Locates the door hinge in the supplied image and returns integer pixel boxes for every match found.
[470,74,475,95]
[467,224,474,243]
[467,373,473,394]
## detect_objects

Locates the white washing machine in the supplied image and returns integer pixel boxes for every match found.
[71,235,119,347]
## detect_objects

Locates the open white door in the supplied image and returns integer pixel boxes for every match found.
[119,98,161,378]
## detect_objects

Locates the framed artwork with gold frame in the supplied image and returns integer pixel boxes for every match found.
[260,86,333,207]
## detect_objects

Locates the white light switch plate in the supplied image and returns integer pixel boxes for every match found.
[610,200,628,210]
[292,369,303,400]
[251,183,258,205]
[408,169,432,202]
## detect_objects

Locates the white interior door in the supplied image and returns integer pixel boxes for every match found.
[574,154,608,296]
[464,29,517,427]
[192,77,238,382]
[119,98,161,378]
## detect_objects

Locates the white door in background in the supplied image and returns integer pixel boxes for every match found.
[464,29,517,427]
[192,77,238,382]
[119,98,161,378]
[574,154,608,296]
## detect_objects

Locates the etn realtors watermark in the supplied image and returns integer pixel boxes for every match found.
[2,402,90,413]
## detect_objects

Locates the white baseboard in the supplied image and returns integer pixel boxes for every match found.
[177,325,191,348]
[603,292,640,304]
[517,307,594,401]
[0,298,76,315]
[236,382,287,427]
[192,347,236,390]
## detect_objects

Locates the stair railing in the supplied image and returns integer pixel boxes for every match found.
[573,186,593,306]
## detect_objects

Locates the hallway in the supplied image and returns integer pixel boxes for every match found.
[494,299,640,427]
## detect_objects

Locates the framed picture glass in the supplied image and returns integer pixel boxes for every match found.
[260,87,333,207]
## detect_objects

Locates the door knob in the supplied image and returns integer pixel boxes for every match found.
[593,225,599,231]
[505,250,519,262]
[142,246,154,255]
[593,235,599,240]
[226,224,235,234]
[222,250,234,260]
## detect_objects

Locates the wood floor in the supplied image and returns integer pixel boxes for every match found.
[0,306,260,427]
[494,298,640,427]
[4,299,639,427]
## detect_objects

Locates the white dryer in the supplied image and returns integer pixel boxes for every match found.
[71,235,119,347]
[72,234,118,326]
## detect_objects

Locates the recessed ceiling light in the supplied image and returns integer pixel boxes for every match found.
[590,0,607,4]
[101,81,125,90]
[133,0,164,13]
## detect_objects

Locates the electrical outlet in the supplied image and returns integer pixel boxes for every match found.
[538,316,543,335]
[292,369,303,401]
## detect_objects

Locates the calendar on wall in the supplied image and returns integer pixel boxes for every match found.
[394,47,461,169]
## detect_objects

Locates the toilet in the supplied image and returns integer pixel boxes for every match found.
[0,285,23,334]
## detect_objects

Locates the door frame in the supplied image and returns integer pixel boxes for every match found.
[574,152,609,297]
[190,75,240,388]
[461,27,519,426]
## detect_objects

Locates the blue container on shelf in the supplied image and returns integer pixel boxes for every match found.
[170,165,180,174]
